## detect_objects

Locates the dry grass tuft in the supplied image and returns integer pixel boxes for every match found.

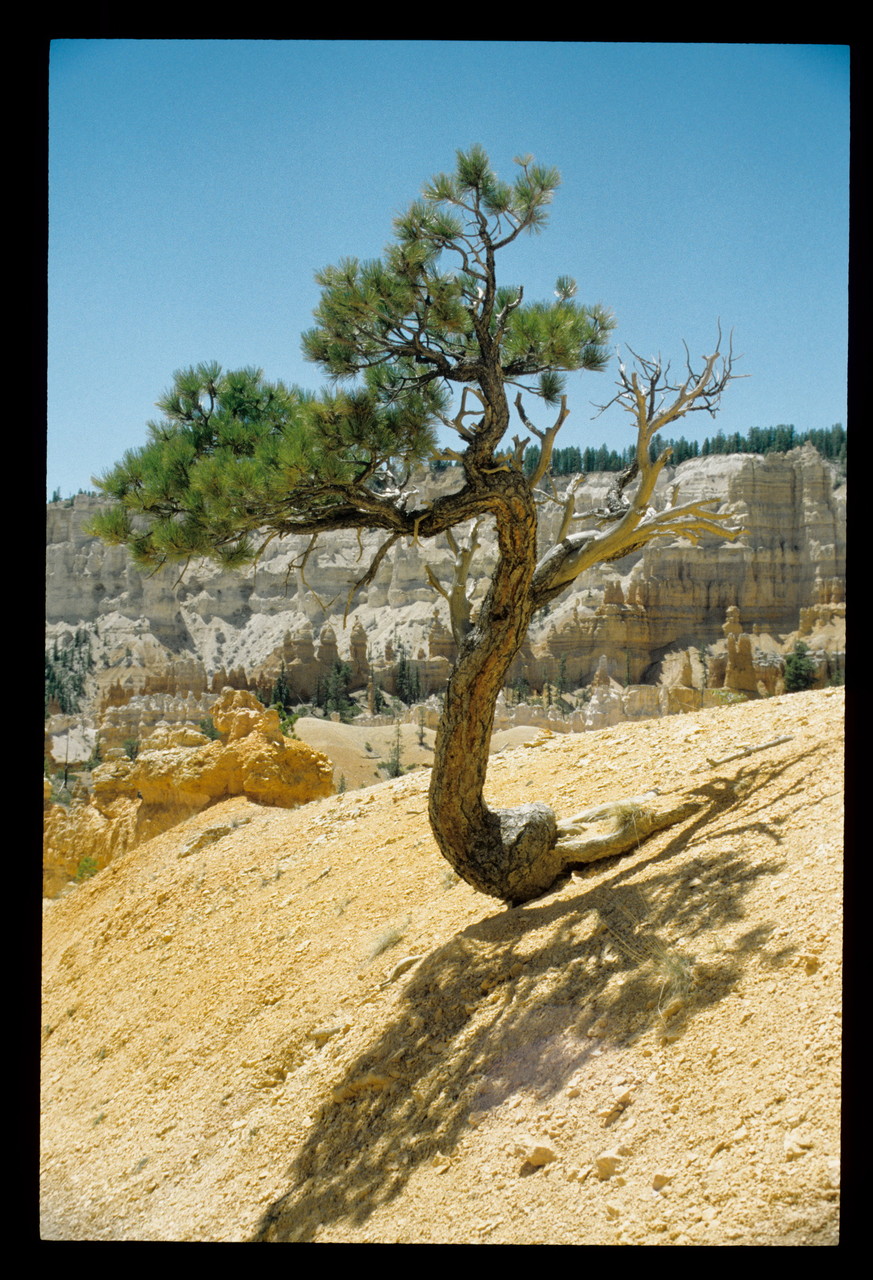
[366,917,411,960]
[600,885,696,1018]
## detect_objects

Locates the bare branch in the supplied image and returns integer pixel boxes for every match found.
[510,434,529,468]
[493,286,524,343]
[705,735,794,768]
[432,447,467,466]
[425,519,483,647]
[555,473,586,542]
[292,534,334,614]
[514,391,542,440]
[596,332,744,441]
[515,393,571,487]
[170,558,193,590]
[437,386,484,442]
[555,791,704,864]
[532,335,745,609]
[343,531,401,625]
[533,472,589,542]
[425,562,450,605]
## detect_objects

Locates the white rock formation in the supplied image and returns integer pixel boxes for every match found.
[46,447,845,755]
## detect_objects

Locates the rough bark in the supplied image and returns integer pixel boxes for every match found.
[427,468,566,903]
[424,344,743,904]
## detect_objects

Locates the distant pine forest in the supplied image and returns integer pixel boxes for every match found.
[50,423,845,504]
[521,422,846,477]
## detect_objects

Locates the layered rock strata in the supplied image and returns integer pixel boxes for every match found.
[46,446,845,757]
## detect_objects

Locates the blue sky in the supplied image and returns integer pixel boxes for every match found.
[48,41,850,498]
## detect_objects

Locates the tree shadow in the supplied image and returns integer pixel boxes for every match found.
[251,742,828,1242]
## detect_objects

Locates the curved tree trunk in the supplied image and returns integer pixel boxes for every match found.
[427,471,565,904]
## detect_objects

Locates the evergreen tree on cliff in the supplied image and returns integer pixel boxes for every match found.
[90,147,742,903]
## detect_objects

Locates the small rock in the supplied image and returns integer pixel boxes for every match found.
[652,1171,673,1191]
[595,1150,624,1180]
[522,1142,557,1168]
[307,1023,349,1046]
[784,1130,814,1161]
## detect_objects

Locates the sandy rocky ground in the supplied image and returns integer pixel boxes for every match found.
[41,686,844,1244]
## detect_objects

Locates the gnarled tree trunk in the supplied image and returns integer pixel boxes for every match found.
[428,470,566,904]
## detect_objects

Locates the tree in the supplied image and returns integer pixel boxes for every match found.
[383,721,404,779]
[270,661,294,713]
[89,146,742,904]
[784,641,817,693]
[317,661,355,719]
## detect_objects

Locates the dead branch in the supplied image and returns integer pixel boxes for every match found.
[626,497,748,547]
[343,531,402,624]
[293,534,332,614]
[550,737,797,871]
[425,519,483,647]
[582,460,641,521]
[170,557,193,590]
[437,386,484,442]
[705,735,794,768]
[515,392,571,487]
[532,336,745,608]
[432,446,467,466]
[510,434,529,468]
[554,473,586,542]
[597,327,745,445]
[425,563,450,604]
[493,286,524,343]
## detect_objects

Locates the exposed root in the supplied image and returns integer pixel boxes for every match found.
[472,791,704,907]
[554,791,703,867]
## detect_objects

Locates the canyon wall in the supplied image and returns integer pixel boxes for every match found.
[45,445,845,756]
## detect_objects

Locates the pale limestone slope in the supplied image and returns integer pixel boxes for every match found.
[41,686,843,1244]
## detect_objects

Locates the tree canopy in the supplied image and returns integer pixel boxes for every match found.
[90,147,613,576]
[90,147,743,903]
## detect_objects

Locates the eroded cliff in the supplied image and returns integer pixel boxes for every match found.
[45,445,845,758]
[43,690,333,896]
